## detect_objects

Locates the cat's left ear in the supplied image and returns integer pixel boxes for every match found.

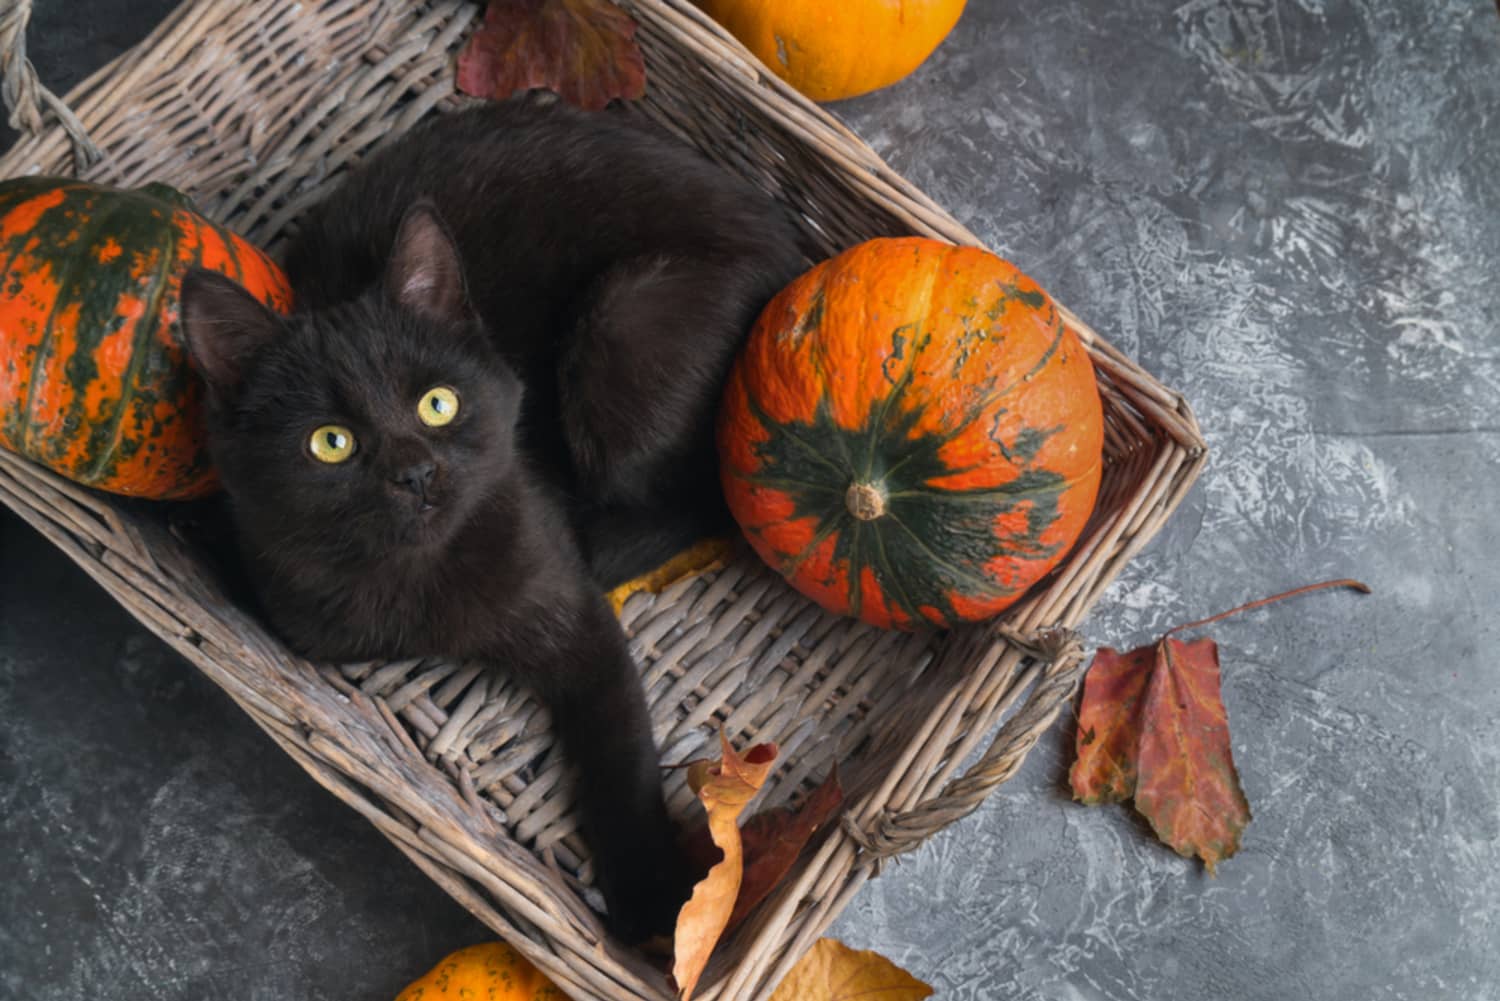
[385,201,468,322]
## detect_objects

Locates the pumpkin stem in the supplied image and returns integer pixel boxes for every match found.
[845,482,886,521]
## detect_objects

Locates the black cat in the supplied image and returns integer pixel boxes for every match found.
[178,99,806,940]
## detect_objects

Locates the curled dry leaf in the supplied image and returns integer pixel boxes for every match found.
[606,536,733,616]
[730,765,844,930]
[456,0,647,112]
[1070,578,1369,872]
[767,938,933,1001]
[673,734,778,999]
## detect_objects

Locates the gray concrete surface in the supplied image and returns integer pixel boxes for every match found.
[3,1,1497,998]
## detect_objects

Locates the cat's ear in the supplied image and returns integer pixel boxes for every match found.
[179,268,283,398]
[385,202,468,322]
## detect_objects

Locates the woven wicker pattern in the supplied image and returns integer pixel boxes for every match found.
[0,1,1207,998]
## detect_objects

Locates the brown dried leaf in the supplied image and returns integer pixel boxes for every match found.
[1069,579,1368,873]
[767,938,933,1001]
[1134,636,1251,873]
[672,734,777,999]
[1069,645,1154,804]
[1070,633,1251,871]
[456,0,647,112]
[728,766,844,931]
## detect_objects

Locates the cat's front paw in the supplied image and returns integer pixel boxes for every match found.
[598,838,699,945]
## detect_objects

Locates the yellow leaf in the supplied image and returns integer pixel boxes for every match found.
[769,938,933,1001]
[672,733,779,999]
[606,536,734,616]
[395,941,566,1000]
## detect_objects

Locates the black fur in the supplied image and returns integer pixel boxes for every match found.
[178,100,806,940]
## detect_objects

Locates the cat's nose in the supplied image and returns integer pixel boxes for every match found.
[392,460,437,496]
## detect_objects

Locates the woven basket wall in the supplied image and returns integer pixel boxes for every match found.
[0,1,1207,998]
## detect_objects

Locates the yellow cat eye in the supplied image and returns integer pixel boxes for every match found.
[418,385,460,427]
[309,424,356,464]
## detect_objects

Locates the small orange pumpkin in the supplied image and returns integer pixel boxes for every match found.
[717,237,1104,630]
[395,942,565,1000]
[695,0,967,102]
[0,177,292,499]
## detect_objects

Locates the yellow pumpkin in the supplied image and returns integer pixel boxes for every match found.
[395,943,565,1000]
[695,0,967,102]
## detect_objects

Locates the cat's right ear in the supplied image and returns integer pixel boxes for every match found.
[179,268,282,399]
[385,202,468,323]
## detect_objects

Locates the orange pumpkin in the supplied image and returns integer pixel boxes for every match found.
[395,942,565,1000]
[717,237,1104,630]
[0,177,292,499]
[695,0,967,102]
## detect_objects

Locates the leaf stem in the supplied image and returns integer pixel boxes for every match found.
[1165,578,1371,637]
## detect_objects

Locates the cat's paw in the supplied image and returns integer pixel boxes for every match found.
[599,839,699,944]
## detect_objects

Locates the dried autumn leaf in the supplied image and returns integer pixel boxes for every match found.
[1070,579,1369,872]
[768,938,933,1001]
[1069,644,1154,804]
[1133,636,1250,873]
[729,766,844,930]
[606,536,733,616]
[1071,632,1250,871]
[673,735,778,1000]
[456,0,647,112]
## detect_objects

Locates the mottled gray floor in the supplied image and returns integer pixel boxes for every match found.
[3,1,1497,999]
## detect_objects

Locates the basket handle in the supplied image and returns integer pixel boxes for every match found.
[0,0,101,168]
[841,626,1089,862]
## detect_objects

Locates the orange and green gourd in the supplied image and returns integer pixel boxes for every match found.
[394,942,565,1000]
[0,177,292,499]
[717,237,1104,630]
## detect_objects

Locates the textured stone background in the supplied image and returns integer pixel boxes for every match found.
[2,1,1497,998]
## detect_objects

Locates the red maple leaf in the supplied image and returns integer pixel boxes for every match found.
[457,0,647,112]
[1070,579,1370,872]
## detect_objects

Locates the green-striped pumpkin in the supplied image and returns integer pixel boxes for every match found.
[0,177,291,499]
[718,237,1105,630]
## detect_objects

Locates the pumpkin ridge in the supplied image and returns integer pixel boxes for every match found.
[985,310,1067,404]
[0,180,74,280]
[0,201,49,448]
[870,389,990,489]
[215,214,246,281]
[880,510,1015,602]
[83,195,184,483]
[819,393,860,474]
[893,467,1071,566]
[739,474,841,495]
[846,517,866,619]
[862,325,924,481]
[0,183,76,449]
[745,391,847,481]
[869,239,946,443]
[19,188,102,457]
[868,514,922,624]
[772,504,844,579]
[891,467,1085,504]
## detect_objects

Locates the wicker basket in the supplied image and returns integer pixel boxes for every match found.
[0,1,1206,998]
